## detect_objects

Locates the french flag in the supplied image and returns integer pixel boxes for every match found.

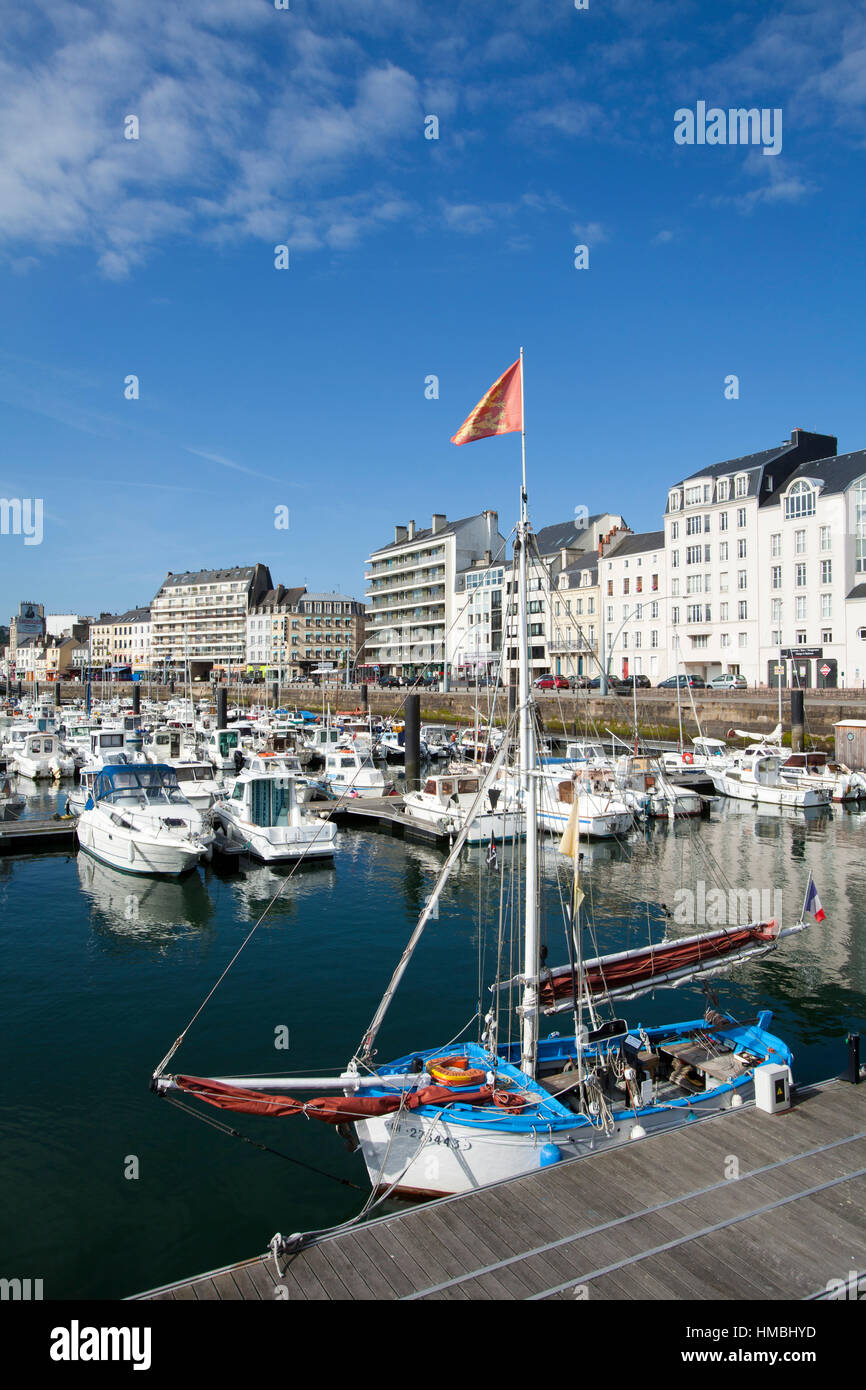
[805,874,826,922]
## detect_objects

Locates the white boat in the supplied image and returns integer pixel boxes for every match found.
[778,751,866,803]
[171,762,225,811]
[535,766,632,838]
[197,726,247,775]
[707,748,831,809]
[613,757,703,819]
[212,767,337,862]
[0,777,25,820]
[12,732,75,780]
[403,765,524,844]
[76,763,213,876]
[144,726,200,765]
[323,746,390,797]
[420,725,455,761]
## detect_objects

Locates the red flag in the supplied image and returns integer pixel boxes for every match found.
[451,359,523,446]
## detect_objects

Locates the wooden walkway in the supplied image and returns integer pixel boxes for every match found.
[0,816,77,854]
[329,796,449,845]
[135,1077,866,1301]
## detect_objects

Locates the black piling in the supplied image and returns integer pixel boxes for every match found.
[272,681,279,707]
[848,1033,861,1085]
[54,681,62,708]
[404,693,421,791]
[132,683,141,716]
[216,686,228,728]
[360,683,368,711]
[791,688,805,753]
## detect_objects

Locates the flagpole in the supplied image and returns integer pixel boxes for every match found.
[517,345,539,1079]
[800,871,813,925]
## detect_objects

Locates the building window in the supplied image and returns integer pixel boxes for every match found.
[737,539,747,559]
[670,521,679,539]
[819,525,831,552]
[820,559,832,584]
[821,593,832,619]
[685,486,702,506]
[717,479,729,501]
[669,491,682,512]
[785,480,816,519]
[719,512,729,531]
[822,629,832,643]
[796,596,806,620]
[738,631,748,648]
[772,599,781,624]
[771,533,781,557]
[686,546,701,564]
[671,607,679,626]
[720,603,729,620]
[651,630,658,647]
[671,550,679,568]
[735,474,748,498]
[795,563,806,586]
[720,633,730,647]
[650,601,658,618]
[738,601,748,619]
[796,631,808,645]
[795,529,806,554]
[771,567,782,589]
[719,542,728,561]
[738,571,748,590]
[737,508,747,527]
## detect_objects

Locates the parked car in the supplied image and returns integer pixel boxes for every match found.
[587,675,629,694]
[378,676,400,688]
[569,675,592,690]
[619,674,651,689]
[708,673,747,690]
[657,674,706,689]
[534,674,571,691]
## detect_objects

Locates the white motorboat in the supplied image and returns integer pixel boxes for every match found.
[404,765,524,844]
[613,757,703,819]
[212,767,337,862]
[535,766,633,838]
[76,763,213,876]
[144,726,200,765]
[171,762,225,811]
[707,749,831,809]
[420,724,455,761]
[12,732,75,780]
[323,747,390,797]
[778,751,866,803]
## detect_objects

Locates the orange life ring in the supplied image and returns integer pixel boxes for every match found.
[428,1056,487,1088]
[682,752,694,764]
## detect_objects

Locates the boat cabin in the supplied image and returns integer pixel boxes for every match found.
[88,764,189,809]
[227,773,299,827]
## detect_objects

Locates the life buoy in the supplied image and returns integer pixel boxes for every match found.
[428,1056,487,1088]
[682,752,694,764]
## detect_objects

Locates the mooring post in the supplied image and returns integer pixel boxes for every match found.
[132,683,141,716]
[791,688,804,753]
[848,1032,861,1084]
[216,686,228,729]
[405,693,421,791]
[360,683,368,711]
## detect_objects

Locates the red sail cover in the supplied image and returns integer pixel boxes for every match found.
[539,922,779,1007]
[174,1075,495,1123]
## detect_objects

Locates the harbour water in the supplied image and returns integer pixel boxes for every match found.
[2,789,865,1299]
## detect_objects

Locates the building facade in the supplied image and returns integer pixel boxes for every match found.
[247,588,365,681]
[601,531,669,683]
[150,565,273,678]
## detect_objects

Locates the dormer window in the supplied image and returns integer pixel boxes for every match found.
[717,478,730,501]
[735,474,748,498]
[669,490,682,512]
[785,479,816,520]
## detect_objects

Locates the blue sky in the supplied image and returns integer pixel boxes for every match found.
[1,0,865,616]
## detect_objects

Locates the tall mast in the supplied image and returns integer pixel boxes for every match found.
[517,347,539,1079]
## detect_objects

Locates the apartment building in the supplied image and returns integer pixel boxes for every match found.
[450,558,506,681]
[150,565,272,678]
[602,532,669,683]
[552,551,601,679]
[757,449,866,688]
[663,429,837,684]
[367,512,505,678]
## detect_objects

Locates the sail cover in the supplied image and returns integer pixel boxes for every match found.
[537,921,787,1010]
[172,1075,494,1123]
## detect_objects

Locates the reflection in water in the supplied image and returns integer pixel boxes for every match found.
[224,854,336,923]
[77,853,214,943]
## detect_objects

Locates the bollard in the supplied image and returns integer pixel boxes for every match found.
[404,693,421,791]
[791,688,804,753]
[848,1033,861,1085]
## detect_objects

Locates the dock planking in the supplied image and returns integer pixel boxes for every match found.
[0,817,78,854]
[134,1077,866,1302]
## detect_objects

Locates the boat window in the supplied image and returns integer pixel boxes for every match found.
[424,779,437,794]
[558,781,574,804]
[439,780,454,796]
[232,782,244,800]
[341,757,354,767]
[457,778,478,794]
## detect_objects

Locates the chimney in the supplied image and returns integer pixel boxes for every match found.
[484,550,492,565]
[394,525,408,544]
[408,520,416,540]
[432,513,446,534]
[598,539,604,557]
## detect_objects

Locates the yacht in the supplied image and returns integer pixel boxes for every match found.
[706,748,831,809]
[778,751,866,803]
[535,766,633,839]
[212,768,338,862]
[323,746,390,797]
[403,766,524,844]
[76,764,213,876]
[12,732,75,780]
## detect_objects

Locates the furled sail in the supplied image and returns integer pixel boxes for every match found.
[168,1074,498,1122]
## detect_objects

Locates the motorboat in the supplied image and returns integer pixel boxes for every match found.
[535,766,633,839]
[706,749,831,809]
[403,766,524,844]
[323,746,390,797]
[11,732,75,780]
[778,751,866,803]
[75,763,213,876]
[212,767,338,862]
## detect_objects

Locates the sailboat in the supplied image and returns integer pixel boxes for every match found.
[151,355,815,1202]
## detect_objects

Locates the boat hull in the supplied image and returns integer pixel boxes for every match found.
[76,814,205,877]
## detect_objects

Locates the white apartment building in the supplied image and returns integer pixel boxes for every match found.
[367,512,505,678]
[663,429,837,684]
[151,564,273,679]
[601,532,668,683]
[758,449,866,689]
[552,552,601,679]
[450,560,506,681]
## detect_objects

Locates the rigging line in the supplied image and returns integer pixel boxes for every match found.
[161,1094,362,1189]
[151,742,404,1078]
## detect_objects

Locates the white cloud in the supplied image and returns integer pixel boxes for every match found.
[573,221,608,243]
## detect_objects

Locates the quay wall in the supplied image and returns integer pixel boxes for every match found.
[36,681,866,745]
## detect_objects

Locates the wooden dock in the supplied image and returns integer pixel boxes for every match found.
[134,1076,866,1302]
[327,796,450,845]
[0,816,78,854]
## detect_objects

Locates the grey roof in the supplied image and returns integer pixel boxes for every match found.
[533,516,603,555]
[252,586,307,610]
[668,431,838,512]
[299,592,363,605]
[561,551,599,580]
[676,445,787,488]
[605,530,665,559]
[847,584,866,601]
[115,607,151,624]
[765,449,866,506]
[370,515,483,556]
[159,565,258,589]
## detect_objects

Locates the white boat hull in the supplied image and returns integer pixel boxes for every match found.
[213,809,337,861]
[76,813,205,876]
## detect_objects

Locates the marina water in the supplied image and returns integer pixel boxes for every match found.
[2,789,865,1298]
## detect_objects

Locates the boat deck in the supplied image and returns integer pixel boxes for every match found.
[133,1075,866,1301]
